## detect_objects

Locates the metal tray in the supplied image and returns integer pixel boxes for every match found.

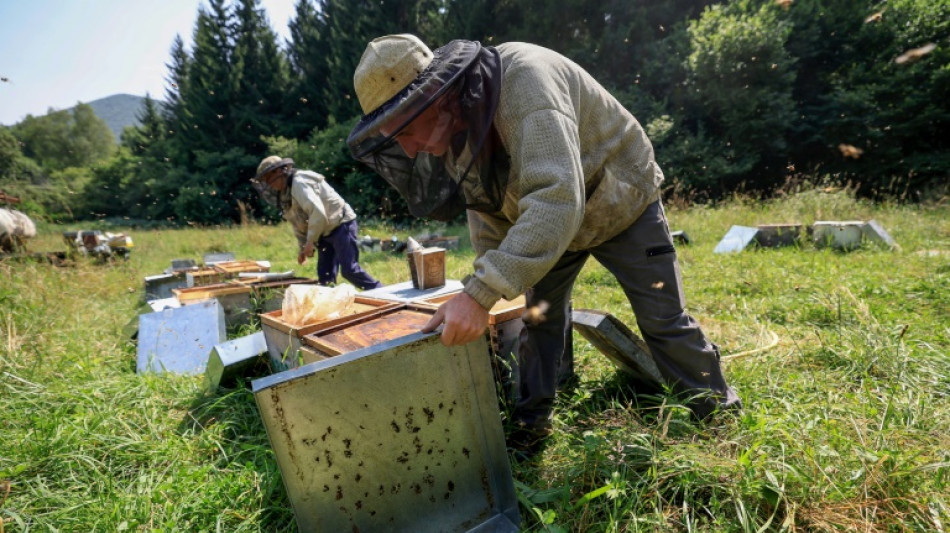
[359,279,464,303]
[252,333,519,532]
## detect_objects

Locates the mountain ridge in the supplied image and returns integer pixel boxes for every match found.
[80,93,159,141]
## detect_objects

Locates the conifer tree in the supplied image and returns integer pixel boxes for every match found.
[162,35,190,161]
[178,0,233,157]
[286,0,332,135]
[231,0,290,149]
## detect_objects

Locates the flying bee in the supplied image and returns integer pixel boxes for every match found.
[522,301,550,326]
[895,43,937,64]
[838,143,864,159]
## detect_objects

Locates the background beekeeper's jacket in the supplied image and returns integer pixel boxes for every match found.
[284,170,356,250]
[463,41,664,310]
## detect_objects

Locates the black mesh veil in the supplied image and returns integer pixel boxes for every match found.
[251,162,294,213]
[348,40,508,221]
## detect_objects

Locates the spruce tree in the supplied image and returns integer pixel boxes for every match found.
[179,0,233,157]
[286,0,332,135]
[231,0,290,149]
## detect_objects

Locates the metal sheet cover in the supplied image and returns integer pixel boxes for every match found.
[359,279,464,303]
[252,333,519,533]
[713,225,759,254]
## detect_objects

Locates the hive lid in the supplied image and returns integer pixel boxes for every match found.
[572,309,664,389]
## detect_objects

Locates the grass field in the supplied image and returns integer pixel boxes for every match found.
[2,187,948,532]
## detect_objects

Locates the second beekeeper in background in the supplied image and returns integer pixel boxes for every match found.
[252,156,382,290]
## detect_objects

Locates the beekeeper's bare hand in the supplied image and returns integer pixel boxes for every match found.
[422,292,489,346]
[298,242,315,264]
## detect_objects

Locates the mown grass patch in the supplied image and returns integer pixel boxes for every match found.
[2,188,948,531]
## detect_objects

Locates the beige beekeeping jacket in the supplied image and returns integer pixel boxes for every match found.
[284,170,356,250]
[463,42,664,310]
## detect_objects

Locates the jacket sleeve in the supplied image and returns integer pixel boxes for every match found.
[464,108,585,310]
[291,181,330,245]
[285,210,308,250]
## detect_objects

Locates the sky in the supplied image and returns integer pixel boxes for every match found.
[0,0,298,126]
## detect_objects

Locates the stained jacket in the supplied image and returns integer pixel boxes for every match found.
[284,170,356,250]
[463,42,664,310]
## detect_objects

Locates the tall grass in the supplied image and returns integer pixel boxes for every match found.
[2,187,948,531]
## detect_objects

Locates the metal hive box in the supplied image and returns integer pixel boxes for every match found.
[252,333,520,533]
[713,225,759,254]
[143,271,187,300]
[136,299,225,374]
[205,331,268,391]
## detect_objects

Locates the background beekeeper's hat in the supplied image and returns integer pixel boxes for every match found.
[353,34,434,115]
[255,155,293,180]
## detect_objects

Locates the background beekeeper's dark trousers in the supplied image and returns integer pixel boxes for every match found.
[514,200,741,430]
[316,220,382,290]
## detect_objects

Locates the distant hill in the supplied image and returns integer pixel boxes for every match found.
[79,94,164,142]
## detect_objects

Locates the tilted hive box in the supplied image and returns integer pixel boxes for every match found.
[252,333,519,532]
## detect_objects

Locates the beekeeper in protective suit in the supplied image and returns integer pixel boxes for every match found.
[252,156,382,290]
[347,34,740,453]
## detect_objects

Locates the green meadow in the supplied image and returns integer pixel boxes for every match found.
[2,187,948,532]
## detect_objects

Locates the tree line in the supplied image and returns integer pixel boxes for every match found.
[1,0,946,225]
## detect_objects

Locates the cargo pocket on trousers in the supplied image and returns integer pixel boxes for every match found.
[643,244,686,311]
[646,245,676,258]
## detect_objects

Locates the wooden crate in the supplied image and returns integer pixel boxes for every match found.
[186,267,229,287]
[173,283,251,303]
[213,260,270,275]
[173,283,254,329]
[301,304,437,357]
[260,296,399,371]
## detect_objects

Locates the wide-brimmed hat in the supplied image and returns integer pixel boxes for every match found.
[353,34,435,115]
[348,38,506,222]
[254,156,294,181]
